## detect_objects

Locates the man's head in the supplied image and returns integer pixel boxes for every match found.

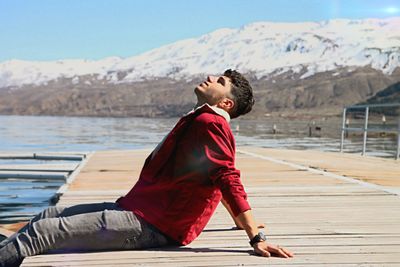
[194,69,254,119]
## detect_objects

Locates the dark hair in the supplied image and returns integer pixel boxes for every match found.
[223,69,255,119]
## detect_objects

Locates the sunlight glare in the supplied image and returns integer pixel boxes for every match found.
[384,6,399,14]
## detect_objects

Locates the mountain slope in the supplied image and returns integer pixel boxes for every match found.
[357,81,400,116]
[362,81,400,104]
[0,17,399,89]
[1,66,399,118]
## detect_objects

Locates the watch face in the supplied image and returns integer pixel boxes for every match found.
[259,232,266,241]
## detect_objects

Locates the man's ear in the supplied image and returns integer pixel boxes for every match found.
[217,98,235,112]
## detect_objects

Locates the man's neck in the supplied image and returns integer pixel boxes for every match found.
[193,102,231,123]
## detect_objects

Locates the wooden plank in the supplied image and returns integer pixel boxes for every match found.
[33,154,84,161]
[0,153,86,161]
[22,251,400,266]
[0,163,78,172]
[0,170,68,180]
[21,147,400,266]
[0,153,34,159]
[239,147,400,187]
[0,226,15,237]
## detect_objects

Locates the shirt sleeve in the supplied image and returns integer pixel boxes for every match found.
[196,118,251,216]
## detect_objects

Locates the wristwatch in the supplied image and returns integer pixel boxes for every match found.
[249,232,267,247]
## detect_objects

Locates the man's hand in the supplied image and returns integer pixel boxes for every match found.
[253,241,294,258]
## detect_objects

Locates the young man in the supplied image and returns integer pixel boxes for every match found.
[0,69,293,267]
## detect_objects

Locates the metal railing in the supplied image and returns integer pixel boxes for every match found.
[340,103,400,160]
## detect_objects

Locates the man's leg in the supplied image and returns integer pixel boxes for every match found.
[0,202,118,248]
[0,207,170,266]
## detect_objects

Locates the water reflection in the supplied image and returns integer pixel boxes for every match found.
[0,176,64,223]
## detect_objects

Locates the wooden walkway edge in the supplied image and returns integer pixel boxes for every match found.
[21,147,400,266]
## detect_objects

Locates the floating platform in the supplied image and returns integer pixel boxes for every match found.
[18,147,400,266]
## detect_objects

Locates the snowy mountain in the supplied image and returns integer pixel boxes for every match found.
[0,17,399,89]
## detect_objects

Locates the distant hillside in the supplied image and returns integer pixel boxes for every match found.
[362,82,400,104]
[358,81,400,116]
[0,66,399,118]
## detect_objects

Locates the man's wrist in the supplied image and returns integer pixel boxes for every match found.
[249,231,267,247]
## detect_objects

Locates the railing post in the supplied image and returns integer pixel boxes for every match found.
[362,106,369,156]
[340,108,347,152]
[397,117,400,160]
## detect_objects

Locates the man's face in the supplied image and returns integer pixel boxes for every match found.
[194,75,233,106]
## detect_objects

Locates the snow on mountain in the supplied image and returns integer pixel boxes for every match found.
[1,17,399,88]
[0,57,123,88]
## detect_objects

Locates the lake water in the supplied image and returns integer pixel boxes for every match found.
[0,115,398,223]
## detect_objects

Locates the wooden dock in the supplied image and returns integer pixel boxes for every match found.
[21,147,400,266]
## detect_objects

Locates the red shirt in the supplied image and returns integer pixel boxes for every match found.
[117,105,251,245]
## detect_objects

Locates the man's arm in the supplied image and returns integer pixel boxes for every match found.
[195,119,293,257]
[221,198,265,230]
[236,210,294,258]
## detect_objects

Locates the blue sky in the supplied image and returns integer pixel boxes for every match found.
[0,0,399,62]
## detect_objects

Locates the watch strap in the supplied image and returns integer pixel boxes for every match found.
[249,232,266,247]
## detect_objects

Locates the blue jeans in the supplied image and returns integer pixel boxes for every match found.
[0,202,171,267]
